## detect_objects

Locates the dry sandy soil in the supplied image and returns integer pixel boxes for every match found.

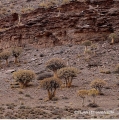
[0,40,119,119]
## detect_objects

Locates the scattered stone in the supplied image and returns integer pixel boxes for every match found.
[5,69,16,74]
[87,103,99,108]
[40,54,44,57]
[52,97,59,101]
[39,98,43,100]
[37,72,53,80]
[31,58,37,61]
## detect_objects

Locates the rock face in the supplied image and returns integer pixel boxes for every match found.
[0,0,119,49]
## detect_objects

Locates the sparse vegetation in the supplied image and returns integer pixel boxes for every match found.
[100,69,111,74]
[39,1,52,8]
[62,0,70,4]
[46,58,66,77]
[109,32,119,44]
[77,89,88,107]
[11,47,22,64]
[88,88,99,104]
[13,70,35,89]
[40,77,62,100]
[82,40,92,54]
[0,0,119,118]
[114,64,119,73]
[90,79,107,94]
[57,67,78,87]
[0,50,11,65]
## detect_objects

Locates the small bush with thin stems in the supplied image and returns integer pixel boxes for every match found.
[77,89,88,107]
[46,58,66,77]
[109,32,119,44]
[114,64,119,73]
[82,40,92,54]
[40,77,62,100]
[57,67,78,87]
[11,47,22,64]
[0,50,11,65]
[90,79,106,94]
[88,88,99,104]
[13,70,35,89]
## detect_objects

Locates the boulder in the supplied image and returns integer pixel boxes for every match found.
[37,72,53,80]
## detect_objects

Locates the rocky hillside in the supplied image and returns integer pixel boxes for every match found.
[0,0,119,49]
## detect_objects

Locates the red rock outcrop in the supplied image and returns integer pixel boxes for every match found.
[0,0,119,49]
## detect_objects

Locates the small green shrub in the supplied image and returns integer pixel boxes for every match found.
[77,89,88,107]
[57,67,78,87]
[46,58,66,77]
[82,40,92,54]
[11,47,22,64]
[13,70,35,88]
[40,77,62,100]
[90,79,106,94]
[88,88,99,104]
[0,50,11,65]
[109,32,119,44]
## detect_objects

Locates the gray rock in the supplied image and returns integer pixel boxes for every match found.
[31,58,37,61]
[5,69,16,74]
[37,72,53,80]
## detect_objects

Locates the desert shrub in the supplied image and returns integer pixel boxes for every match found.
[77,89,88,107]
[88,88,99,105]
[39,1,54,8]
[90,79,106,94]
[109,32,119,44]
[100,69,111,74]
[62,0,70,4]
[40,77,62,100]
[46,58,66,77]
[0,50,11,65]
[57,67,78,87]
[114,64,119,73]
[82,40,92,54]
[11,47,22,64]
[13,70,35,88]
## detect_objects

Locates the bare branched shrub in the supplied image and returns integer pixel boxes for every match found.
[40,77,62,100]
[0,50,11,65]
[82,40,92,54]
[88,88,99,104]
[46,58,66,77]
[90,79,106,94]
[57,67,78,87]
[77,89,88,107]
[11,47,22,64]
[13,70,35,89]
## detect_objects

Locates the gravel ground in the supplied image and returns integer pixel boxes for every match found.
[0,40,119,118]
